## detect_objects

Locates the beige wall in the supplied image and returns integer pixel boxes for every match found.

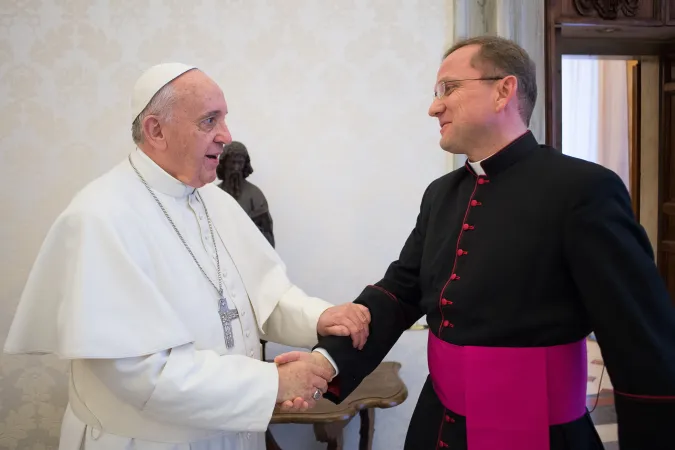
[0,1,448,449]
[0,1,551,448]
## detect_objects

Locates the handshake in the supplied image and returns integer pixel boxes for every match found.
[274,302,371,412]
[274,350,335,411]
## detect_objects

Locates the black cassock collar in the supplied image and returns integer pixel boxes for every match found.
[464,131,541,179]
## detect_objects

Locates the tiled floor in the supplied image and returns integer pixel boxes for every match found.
[586,337,618,448]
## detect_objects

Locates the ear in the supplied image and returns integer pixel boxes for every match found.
[495,75,518,113]
[142,115,168,150]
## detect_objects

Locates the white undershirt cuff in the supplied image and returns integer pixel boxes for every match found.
[312,348,339,377]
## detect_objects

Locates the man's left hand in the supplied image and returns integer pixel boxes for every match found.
[317,303,370,349]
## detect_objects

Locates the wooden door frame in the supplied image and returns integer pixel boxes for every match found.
[544,0,671,148]
[630,60,642,222]
[659,50,674,281]
[544,22,666,150]
[544,0,675,299]
[544,4,675,225]
[544,1,672,274]
[544,33,649,220]
[544,0,561,151]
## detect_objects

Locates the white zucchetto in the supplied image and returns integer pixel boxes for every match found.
[131,63,196,122]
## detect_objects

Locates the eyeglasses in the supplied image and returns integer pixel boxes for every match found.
[433,77,505,99]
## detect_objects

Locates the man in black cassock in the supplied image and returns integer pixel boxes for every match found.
[278,36,675,449]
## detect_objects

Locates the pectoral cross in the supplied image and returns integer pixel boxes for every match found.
[219,297,239,349]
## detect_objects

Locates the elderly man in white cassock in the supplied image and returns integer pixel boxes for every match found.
[4,63,368,450]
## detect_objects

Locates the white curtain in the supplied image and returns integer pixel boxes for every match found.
[561,56,631,189]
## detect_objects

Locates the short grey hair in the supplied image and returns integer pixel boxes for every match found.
[131,83,178,145]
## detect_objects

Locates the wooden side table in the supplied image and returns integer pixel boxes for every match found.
[266,361,408,450]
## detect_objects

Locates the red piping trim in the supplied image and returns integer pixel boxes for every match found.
[367,284,410,324]
[435,407,447,449]
[615,390,675,401]
[327,383,340,397]
[437,178,480,335]
[367,285,398,302]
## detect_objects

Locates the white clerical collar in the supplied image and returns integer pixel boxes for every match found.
[130,148,197,198]
[467,158,487,176]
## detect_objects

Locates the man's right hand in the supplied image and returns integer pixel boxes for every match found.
[276,353,333,410]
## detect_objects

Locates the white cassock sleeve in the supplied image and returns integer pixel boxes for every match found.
[84,343,279,433]
[260,285,333,349]
[260,288,340,375]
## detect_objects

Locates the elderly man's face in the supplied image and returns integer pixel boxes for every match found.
[427,45,502,155]
[162,70,232,187]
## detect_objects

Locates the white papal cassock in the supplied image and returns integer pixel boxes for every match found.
[4,148,335,450]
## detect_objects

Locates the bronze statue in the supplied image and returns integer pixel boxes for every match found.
[216,141,275,248]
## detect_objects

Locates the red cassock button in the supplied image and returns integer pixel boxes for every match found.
[462,223,474,230]
[470,200,481,207]
[443,320,453,328]
[457,249,467,256]
[441,299,453,305]
[477,178,490,185]
[450,273,458,280]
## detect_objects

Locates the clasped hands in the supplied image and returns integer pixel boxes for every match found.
[274,303,370,412]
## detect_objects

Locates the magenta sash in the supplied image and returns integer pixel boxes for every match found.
[427,332,587,450]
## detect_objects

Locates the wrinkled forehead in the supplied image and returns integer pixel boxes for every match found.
[173,70,228,114]
[437,45,484,81]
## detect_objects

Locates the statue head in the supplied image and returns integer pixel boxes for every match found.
[216,141,254,199]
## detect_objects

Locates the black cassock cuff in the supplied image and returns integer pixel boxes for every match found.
[316,285,422,403]
[615,391,675,450]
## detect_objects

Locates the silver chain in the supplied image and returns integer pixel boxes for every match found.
[128,155,223,298]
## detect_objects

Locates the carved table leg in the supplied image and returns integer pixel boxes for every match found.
[358,409,375,450]
[265,429,283,450]
[314,421,347,450]
[326,433,343,450]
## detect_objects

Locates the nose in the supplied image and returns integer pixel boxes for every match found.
[215,119,232,145]
[428,98,444,117]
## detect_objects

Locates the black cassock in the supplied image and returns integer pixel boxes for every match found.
[316,131,675,450]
